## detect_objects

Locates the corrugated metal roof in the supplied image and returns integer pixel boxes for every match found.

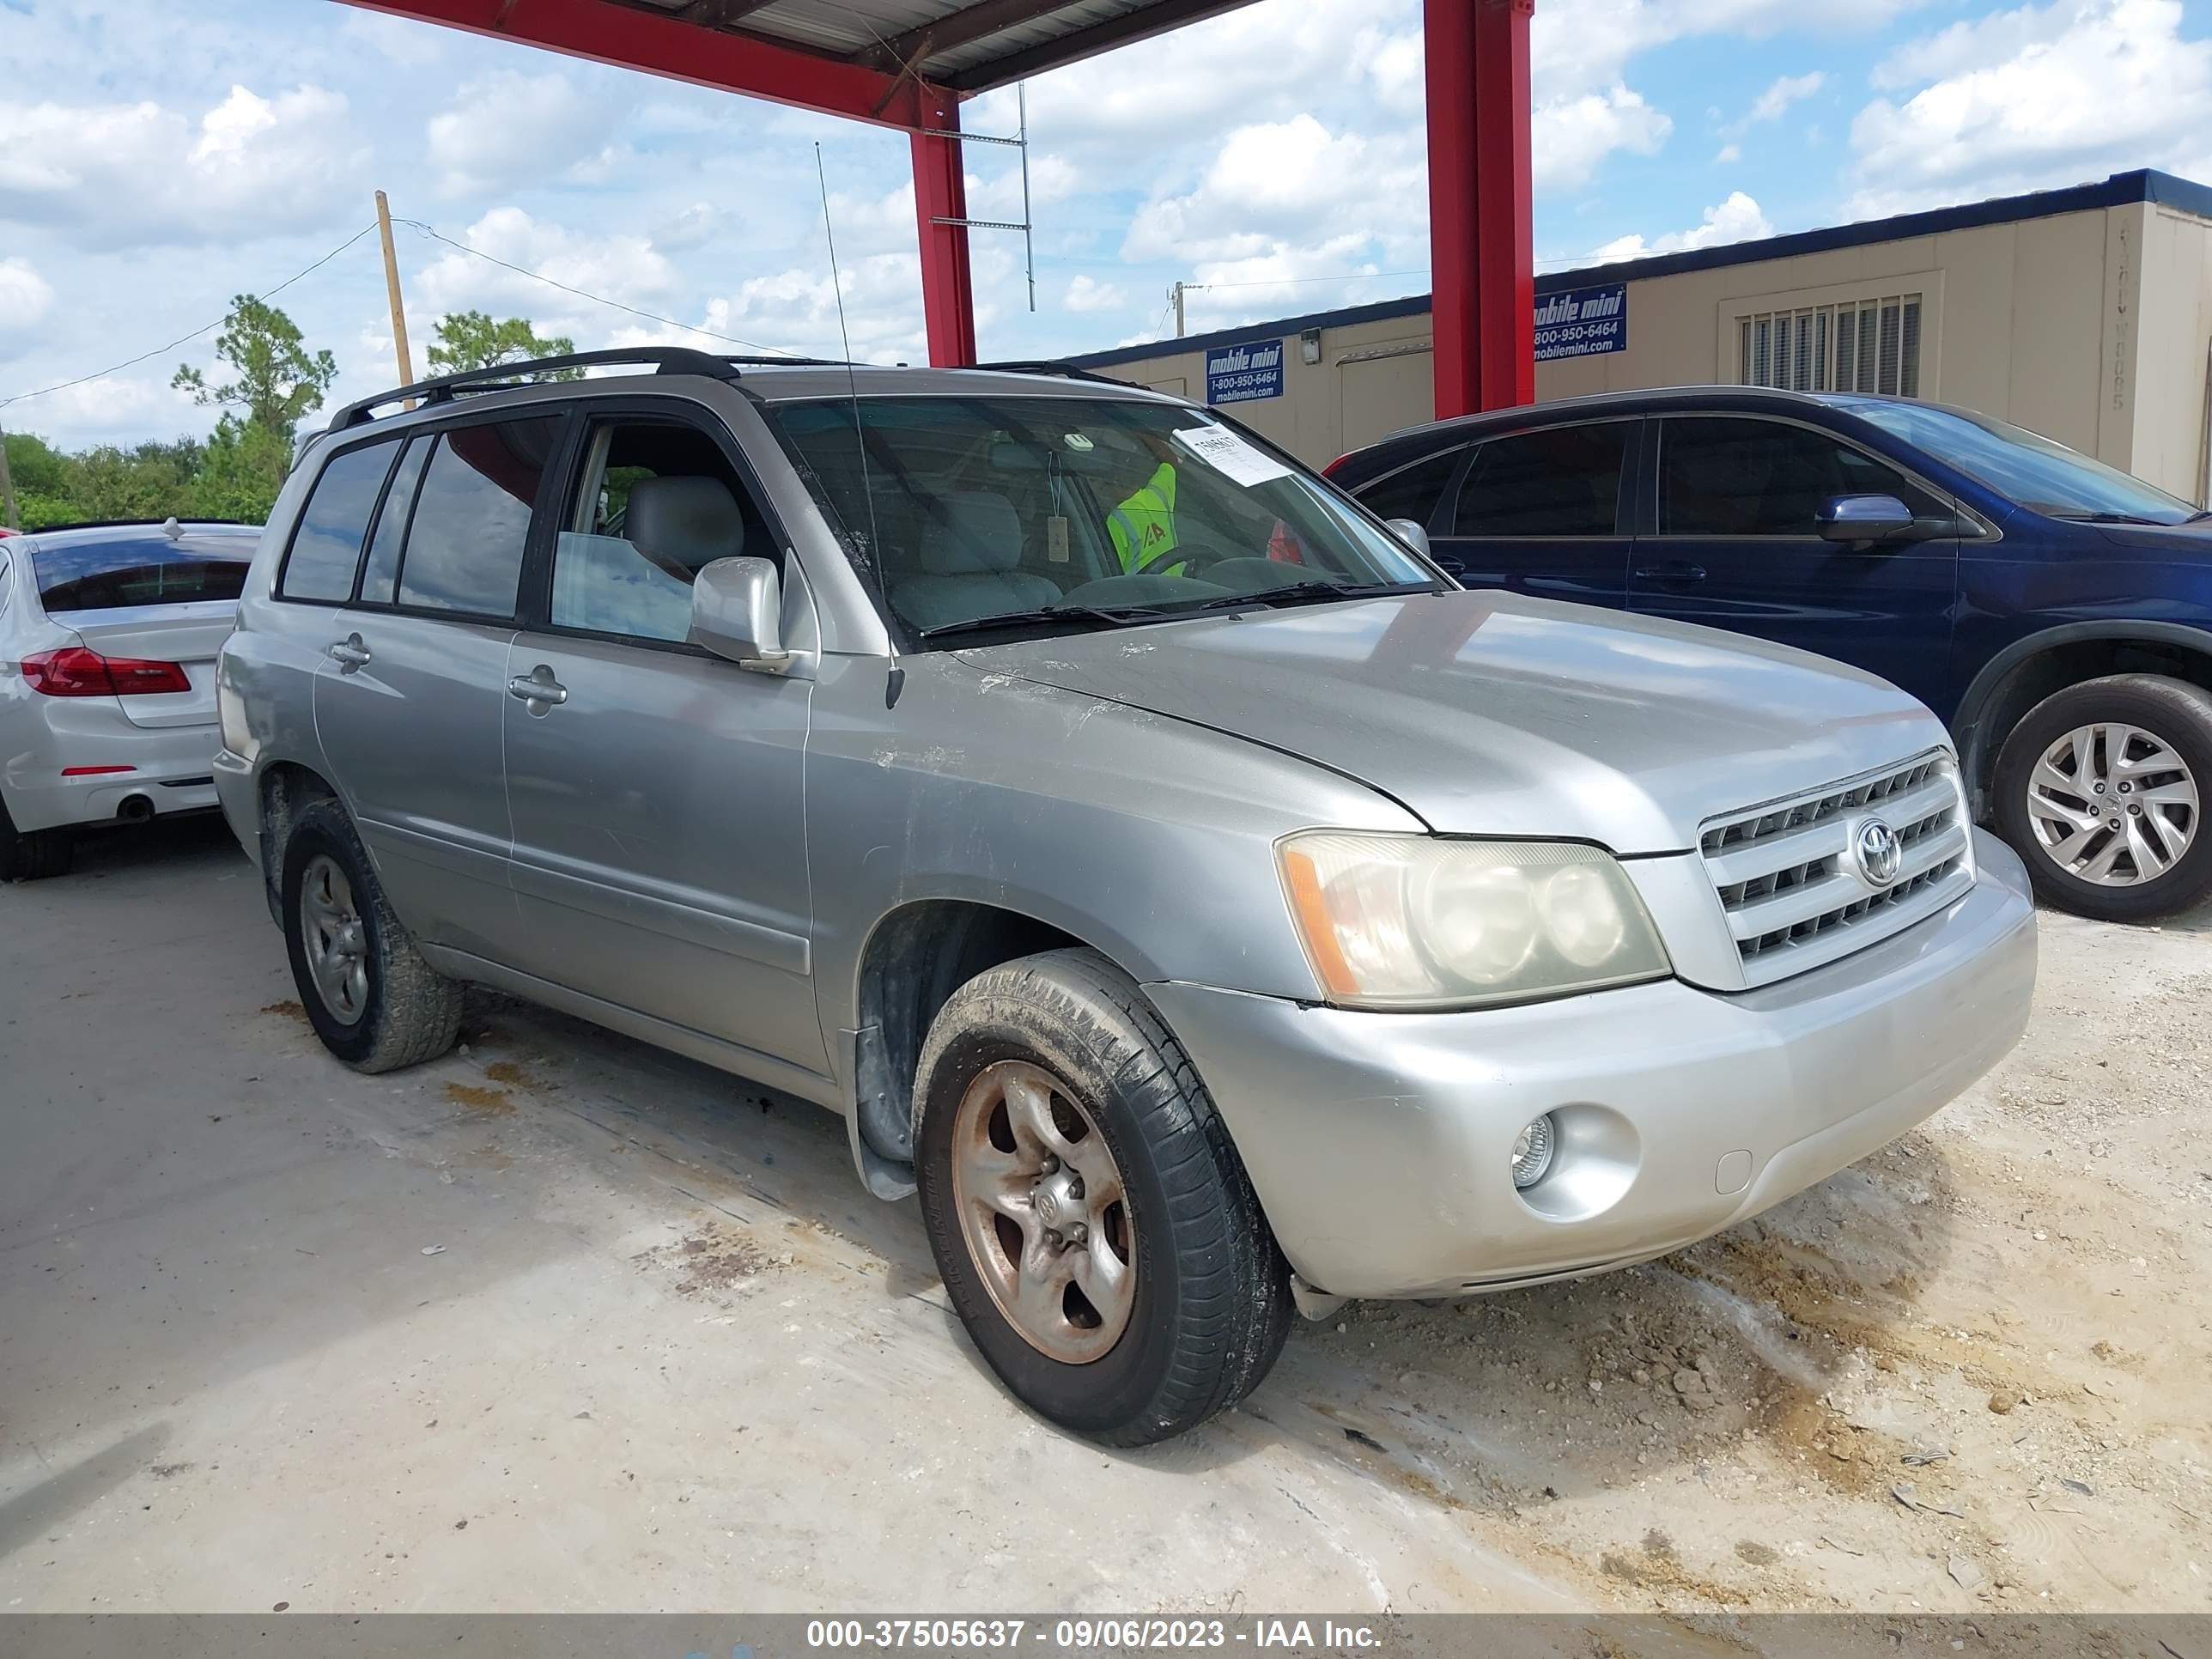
[611,0,1260,92]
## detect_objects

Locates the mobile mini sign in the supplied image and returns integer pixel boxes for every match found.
[1205,339,1285,404]
[1534,283,1628,362]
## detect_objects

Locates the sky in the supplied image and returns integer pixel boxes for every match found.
[3,0,2211,449]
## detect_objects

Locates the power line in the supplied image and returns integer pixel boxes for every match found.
[0,223,380,412]
[397,219,807,358]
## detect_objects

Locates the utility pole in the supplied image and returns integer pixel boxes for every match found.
[1170,280,1204,338]
[374,191,418,394]
[0,416,18,532]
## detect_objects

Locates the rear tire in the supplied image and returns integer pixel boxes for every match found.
[0,797,75,883]
[913,947,1293,1446]
[280,799,463,1072]
[1993,672,2212,921]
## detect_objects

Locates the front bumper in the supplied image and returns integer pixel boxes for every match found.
[1146,828,2037,1301]
[2,704,224,832]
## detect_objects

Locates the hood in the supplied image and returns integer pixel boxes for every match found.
[2090,520,2212,555]
[962,591,1948,854]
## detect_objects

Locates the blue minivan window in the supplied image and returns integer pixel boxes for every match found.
[1849,401,2194,526]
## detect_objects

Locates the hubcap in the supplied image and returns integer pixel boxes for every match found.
[949,1059,1135,1365]
[300,854,370,1025]
[2024,721,2199,888]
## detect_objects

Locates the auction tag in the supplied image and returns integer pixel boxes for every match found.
[1046,515,1070,562]
[1173,424,1291,488]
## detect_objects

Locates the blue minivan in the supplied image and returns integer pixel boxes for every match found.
[1329,386,2212,921]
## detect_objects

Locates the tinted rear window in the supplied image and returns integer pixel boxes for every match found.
[393,417,560,618]
[33,533,255,611]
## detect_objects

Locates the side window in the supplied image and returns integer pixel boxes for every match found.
[395,416,561,618]
[1358,447,1466,529]
[1659,416,1939,536]
[357,437,432,607]
[279,441,401,603]
[550,418,772,644]
[1451,423,1629,537]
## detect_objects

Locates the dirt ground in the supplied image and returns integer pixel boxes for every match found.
[1,816,2207,1616]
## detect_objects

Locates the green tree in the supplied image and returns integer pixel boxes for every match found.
[173,295,339,430]
[3,430,74,529]
[186,416,295,525]
[427,311,580,379]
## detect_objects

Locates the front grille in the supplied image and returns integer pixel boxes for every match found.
[1698,752,1973,987]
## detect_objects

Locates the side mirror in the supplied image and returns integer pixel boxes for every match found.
[691,556,793,673]
[1818,494,1915,543]
[1387,518,1432,560]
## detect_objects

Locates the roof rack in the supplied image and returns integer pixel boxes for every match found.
[971,358,1129,387]
[327,347,748,431]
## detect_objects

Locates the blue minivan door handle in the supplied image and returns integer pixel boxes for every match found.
[1636,560,1708,585]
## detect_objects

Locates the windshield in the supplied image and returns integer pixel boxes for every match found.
[765,395,1437,645]
[1847,401,2196,526]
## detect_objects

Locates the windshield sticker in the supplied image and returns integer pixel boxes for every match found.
[1173,425,1291,489]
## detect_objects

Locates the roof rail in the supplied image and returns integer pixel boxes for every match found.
[971,358,1129,387]
[327,347,747,431]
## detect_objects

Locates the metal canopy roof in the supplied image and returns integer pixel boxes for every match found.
[609,0,1261,92]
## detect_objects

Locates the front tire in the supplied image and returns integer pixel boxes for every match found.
[0,797,74,883]
[280,799,463,1072]
[1994,672,2212,921]
[913,948,1293,1446]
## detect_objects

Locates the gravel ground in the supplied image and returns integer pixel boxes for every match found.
[1,817,2206,1616]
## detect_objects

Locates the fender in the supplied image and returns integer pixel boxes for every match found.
[1953,620,2212,800]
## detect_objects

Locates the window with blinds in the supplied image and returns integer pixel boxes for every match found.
[1738,294,1923,397]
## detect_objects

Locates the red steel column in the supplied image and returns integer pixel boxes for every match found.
[911,90,979,368]
[1425,0,1535,417]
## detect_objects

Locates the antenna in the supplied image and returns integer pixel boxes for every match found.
[816,143,902,706]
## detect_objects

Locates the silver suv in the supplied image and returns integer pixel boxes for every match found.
[215,349,2038,1445]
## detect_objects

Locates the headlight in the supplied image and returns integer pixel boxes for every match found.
[1278,833,1671,1009]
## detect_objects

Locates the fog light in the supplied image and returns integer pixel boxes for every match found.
[1511,1114,1557,1189]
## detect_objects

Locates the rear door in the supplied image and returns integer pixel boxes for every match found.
[308,412,564,961]
[1427,418,1638,607]
[498,404,825,1073]
[1629,414,1960,706]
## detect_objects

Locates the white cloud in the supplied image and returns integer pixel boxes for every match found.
[0,84,361,248]
[426,71,626,199]
[652,204,725,254]
[1594,191,1775,259]
[1121,115,1425,265]
[1535,86,1674,189]
[415,207,678,332]
[1716,143,1744,163]
[1723,70,1826,139]
[0,260,57,344]
[1064,276,1127,313]
[1850,0,2212,216]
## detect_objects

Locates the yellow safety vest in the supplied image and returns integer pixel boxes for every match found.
[1107,462,1182,574]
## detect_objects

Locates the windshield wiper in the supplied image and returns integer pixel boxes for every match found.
[1131,578,1445,617]
[2046,511,2172,526]
[916,605,1153,642]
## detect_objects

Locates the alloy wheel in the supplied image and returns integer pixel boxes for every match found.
[300,853,370,1024]
[949,1059,1136,1365]
[2023,720,2199,887]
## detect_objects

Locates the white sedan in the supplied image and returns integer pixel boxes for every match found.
[1,519,260,880]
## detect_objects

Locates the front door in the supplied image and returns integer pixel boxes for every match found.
[1629,414,1960,708]
[313,414,562,959]
[499,412,825,1074]
[1426,417,1638,608]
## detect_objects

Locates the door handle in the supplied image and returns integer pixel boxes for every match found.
[507,669,568,707]
[328,635,372,671]
[1634,561,1708,586]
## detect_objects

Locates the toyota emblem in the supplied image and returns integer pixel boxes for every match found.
[1853,817,1904,887]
